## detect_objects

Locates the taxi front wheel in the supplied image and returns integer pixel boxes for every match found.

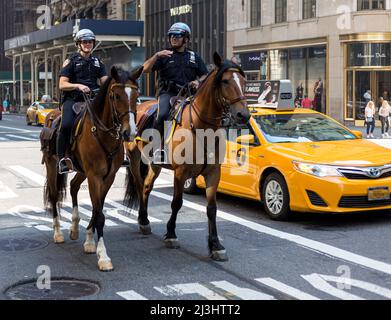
[262,173,291,221]
[184,178,199,194]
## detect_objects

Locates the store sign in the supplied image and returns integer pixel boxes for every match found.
[348,43,391,67]
[8,35,31,49]
[170,5,192,16]
[238,51,267,71]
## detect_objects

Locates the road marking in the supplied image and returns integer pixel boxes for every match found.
[6,134,38,141]
[154,283,227,300]
[82,199,138,225]
[305,274,391,299]
[118,168,173,189]
[211,280,275,300]
[150,190,391,276]
[63,202,118,227]
[0,137,9,141]
[255,278,320,300]
[10,165,391,277]
[9,166,46,185]
[302,274,364,300]
[0,125,31,133]
[0,180,18,199]
[105,198,161,223]
[117,290,148,300]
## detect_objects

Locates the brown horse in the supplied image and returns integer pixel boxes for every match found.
[41,66,143,271]
[124,53,250,261]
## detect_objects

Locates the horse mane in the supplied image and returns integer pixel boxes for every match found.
[91,67,131,115]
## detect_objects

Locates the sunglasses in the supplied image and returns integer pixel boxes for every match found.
[81,40,94,44]
[169,34,184,39]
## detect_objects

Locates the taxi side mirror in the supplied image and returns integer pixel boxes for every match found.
[351,130,363,139]
[236,134,255,145]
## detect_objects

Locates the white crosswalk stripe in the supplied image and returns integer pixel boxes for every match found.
[6,134,38,141]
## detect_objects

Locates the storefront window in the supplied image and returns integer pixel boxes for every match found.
[289,48,306,106]
[348,43,391,67]
[238,51,268,80]
[270,50,288,80]
[357,0,385,10]
[308,47,326,113]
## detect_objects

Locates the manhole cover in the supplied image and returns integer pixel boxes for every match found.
[5,278,100,300]
[0,238,48,253]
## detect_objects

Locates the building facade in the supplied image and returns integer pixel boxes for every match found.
[145,0,226,96]
[227,0,391,124]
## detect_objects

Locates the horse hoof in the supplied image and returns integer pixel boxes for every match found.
[98,259,114,272]
[164,238,180,249]
[139,224,152,235]
[53,234,65,244]
[211,249,228,262]
[84,243,97,254]
[69,230,79,241]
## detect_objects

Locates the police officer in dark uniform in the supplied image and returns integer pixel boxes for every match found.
[143,22,208,162]
[57,29,108,174]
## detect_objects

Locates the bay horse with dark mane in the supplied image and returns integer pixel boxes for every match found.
[124,53,250,261]
[41,66,143,271]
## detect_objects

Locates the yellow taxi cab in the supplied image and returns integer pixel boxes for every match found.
[26,101,59,126]
[184,80,391,220]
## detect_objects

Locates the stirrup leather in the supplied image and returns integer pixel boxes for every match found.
[58,157,74,174]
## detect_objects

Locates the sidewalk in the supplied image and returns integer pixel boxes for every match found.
[346,124,387,139]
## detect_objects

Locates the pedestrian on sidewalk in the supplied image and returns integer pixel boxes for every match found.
[379,100,391,138]
[365,101,376,139]
[301,95,313,109]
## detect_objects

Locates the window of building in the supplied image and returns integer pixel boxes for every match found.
[250,0,261,27]
[275,0,287,23]
[123,0,140,20]
[303,0,316,19]
[357,0,385,10]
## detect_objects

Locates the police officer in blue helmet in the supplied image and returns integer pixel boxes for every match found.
[57,29,108,174]
[143,22,208,162]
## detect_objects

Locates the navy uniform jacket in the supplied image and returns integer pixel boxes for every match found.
[59,53,107,100]
[153,48,208,94]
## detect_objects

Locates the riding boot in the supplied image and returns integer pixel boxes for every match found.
[152,120,168,164]
[56,130,73,174]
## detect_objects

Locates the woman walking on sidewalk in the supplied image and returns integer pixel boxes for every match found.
[379,100,391,138]
[365,101,376,139]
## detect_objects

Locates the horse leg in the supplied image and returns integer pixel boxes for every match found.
[204,169,228,261]
[44,156,65,244]
[69,173,86,241]
[164,171,185,249]
[138,165,161,235]
[87,175,113,271]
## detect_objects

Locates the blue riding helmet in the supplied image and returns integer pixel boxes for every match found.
[167,22,191,37]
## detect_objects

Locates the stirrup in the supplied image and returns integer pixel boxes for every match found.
[121,155,130,167]
[58,157,74,174]
[152,149,167,164]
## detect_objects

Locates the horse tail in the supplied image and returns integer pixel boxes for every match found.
[43,163,67,211]
[124,162,148,210]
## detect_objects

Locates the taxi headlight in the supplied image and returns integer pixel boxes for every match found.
[293,161,343,177]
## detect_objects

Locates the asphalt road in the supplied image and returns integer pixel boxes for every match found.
[1,113,391,301]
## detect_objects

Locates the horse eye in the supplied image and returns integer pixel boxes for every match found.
[222,80,229,85]
[115,94,121,100]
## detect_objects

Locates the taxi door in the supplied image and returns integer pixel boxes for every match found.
[220,121,262,199]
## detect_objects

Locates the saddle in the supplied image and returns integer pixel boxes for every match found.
[40,102,88,169]
[136,97,191,144]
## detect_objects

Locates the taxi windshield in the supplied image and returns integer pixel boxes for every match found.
[38,103,57,109]
[254,113,357,143]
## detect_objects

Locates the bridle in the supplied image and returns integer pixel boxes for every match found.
[86,82,139,140]
[190,67,247,129]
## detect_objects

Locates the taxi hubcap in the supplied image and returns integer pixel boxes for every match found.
[265,181,283,215]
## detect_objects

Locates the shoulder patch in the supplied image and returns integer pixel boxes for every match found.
[62,59,70,68]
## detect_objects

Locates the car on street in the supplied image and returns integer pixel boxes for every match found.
[26,101,59,126]
[184,103,391,221]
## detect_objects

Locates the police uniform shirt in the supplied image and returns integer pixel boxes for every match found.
[60,53,107,93]
[152,49,208,87]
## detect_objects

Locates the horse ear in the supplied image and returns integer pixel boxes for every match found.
[129,66,144,81]
[213,52,223,68]
[111,66,120,82]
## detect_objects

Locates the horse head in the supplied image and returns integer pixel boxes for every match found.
[109,65,143,142]
[213,52,251,126]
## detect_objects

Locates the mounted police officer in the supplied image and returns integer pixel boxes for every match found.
[57,29,108,174]
[143,22,208,162]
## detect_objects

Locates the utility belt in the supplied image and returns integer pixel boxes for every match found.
[158,80,184,95]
